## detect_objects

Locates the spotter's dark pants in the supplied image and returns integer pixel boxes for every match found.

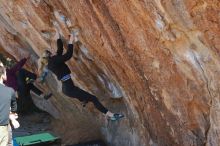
[16,69,43,113]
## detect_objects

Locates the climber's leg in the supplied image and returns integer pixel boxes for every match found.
[16,69,50,114]
[28,83,52,100]
[17,68,52,99]
[62,79,108,114]
[74,86,109,114]
[17,70,31,113]
[17,68,36,85]
[28,83,42,96]
[16,88,33,114]
[62,79,124,120]
[22,68,37,80]
[17,69,27,87]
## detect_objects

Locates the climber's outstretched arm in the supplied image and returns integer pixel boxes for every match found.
[55,34,74,63]
[56,39,63,56]
[55,27,63,56]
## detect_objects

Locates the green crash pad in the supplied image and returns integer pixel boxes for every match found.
[15,133,60,146]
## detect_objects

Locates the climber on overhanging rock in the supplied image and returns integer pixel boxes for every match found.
[38,55,49,83]
[38,28,124,121]
[0,55,52,114]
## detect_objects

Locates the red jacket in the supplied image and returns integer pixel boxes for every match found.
[4,58,27,91]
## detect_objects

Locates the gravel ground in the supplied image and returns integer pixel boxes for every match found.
[13,112,54,137]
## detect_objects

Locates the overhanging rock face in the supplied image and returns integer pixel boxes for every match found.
[0,0,220,146]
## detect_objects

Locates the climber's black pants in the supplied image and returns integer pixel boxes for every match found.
[17,69,43,96]
[16,69,43,113]
[62,79,108,114]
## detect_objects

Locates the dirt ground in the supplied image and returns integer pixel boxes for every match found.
[13,112,55,138]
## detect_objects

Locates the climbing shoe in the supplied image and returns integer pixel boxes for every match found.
[109,113,124,121]
[43,93,53,100]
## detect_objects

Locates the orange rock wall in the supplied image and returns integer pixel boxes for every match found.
[0,0,220,145]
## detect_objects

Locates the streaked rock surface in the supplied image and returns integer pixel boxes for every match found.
[0,0,220,145]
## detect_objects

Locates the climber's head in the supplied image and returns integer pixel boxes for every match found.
[39,50,51,67]
[38,50,51,75]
